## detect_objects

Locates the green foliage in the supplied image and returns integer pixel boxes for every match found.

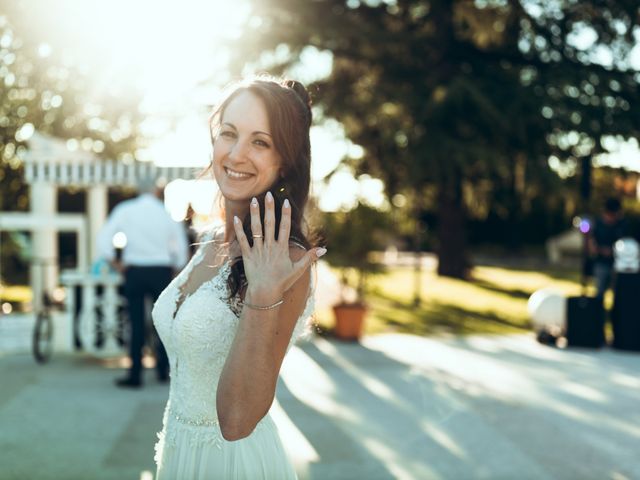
[0,5,144,284]
[0,12,143,209]
[232,0,640,277]
[314,263,584,336]
[320,202,391,301]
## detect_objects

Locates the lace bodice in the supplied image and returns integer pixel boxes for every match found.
[152,227,315,432]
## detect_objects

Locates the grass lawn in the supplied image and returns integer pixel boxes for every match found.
[3,262,596,338]
[313,263,593,337]
[0,284,31,304]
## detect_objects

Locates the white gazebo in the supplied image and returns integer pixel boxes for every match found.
[0,131,195,352]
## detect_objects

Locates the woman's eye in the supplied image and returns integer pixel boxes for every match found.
[220,130,236,139]
[254,139,270,148]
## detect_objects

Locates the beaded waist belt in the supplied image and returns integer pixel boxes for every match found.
[168,407,219,427]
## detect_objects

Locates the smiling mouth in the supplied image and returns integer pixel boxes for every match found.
[225,167,254,179]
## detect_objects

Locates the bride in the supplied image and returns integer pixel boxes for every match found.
[153,77,325,479]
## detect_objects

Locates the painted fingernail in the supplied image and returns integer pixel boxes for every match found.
[284,198,290,209]
[316,247,327,257]
[266,191,273,202]
[233,216,240,224]
[251,197,258,206]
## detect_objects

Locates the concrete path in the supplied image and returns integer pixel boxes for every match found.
[1,333,639,480]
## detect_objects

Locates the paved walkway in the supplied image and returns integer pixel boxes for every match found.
[1,333,639,480]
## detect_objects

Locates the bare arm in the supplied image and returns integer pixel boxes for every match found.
[216,193,324,441]
[216,246,311,440]
[588,232,612,258]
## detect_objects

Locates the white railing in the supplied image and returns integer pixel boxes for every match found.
[60,270,126,356]
[23,158,196,186]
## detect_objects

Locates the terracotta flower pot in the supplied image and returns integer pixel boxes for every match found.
[333,303,367,341]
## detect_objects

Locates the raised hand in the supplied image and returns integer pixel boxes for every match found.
[232,191,326,305]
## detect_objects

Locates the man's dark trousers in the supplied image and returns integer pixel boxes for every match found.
[123,266,172,382]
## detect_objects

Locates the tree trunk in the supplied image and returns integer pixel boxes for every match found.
[412,194,423,306]
[505,152,527,251]
[436,177,471,279]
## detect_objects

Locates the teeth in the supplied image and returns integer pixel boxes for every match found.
[226,168,252,179]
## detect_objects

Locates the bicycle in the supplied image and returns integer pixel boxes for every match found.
[33,290,54,363]
[31,258,57,364]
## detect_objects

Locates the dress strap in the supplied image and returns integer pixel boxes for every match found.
[172,224,226,320]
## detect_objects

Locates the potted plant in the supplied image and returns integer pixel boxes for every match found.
[322,202,390,340]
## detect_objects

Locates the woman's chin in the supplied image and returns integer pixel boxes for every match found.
[218,184,259,203]
[215,174,276,203]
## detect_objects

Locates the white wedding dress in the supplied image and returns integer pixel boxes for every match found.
[152,228,314,479]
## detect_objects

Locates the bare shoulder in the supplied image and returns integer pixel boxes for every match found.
[288,241,308,262]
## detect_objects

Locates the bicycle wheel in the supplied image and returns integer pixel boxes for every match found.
[33,311,53,363]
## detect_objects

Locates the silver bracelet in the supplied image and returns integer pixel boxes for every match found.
[243,298,284,310]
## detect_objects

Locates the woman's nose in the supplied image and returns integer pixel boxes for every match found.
[228,138,248,161]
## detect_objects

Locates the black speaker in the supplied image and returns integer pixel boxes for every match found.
[611,273,640,351]
[566,296,605,348]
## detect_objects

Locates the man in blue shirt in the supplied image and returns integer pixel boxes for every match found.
[589,197,626,300]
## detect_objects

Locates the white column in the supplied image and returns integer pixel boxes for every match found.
[87,185,108,264]
[29,182,58,312]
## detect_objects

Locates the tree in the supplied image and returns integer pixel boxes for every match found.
[321,202,391,303]
[230,0,640,278]
[0,4,144,283]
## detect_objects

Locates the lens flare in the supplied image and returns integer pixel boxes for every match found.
[579,219,591,234]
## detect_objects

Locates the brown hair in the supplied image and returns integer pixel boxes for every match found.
[207,76,315,299]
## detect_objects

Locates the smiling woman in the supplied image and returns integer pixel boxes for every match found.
[152,76,323,479]
[212,91,283,203]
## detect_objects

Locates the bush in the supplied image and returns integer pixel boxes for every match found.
[320,202,392,303]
